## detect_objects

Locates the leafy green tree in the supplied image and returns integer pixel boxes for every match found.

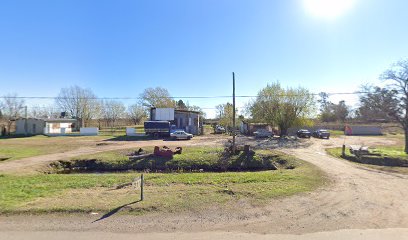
[215,103,237,130]
[318,92,350,122]
[248,82,315,136]
[333,100,350,122]
[355,85,397,122]
[176,100,187,110]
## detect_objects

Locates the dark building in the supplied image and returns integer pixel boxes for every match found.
[150,108,202,135]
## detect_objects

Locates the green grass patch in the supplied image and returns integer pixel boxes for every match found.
[370,146,408,158]
[0,159,325,214]
[326,147,408,174]
[51,147,298,173]
[0,173,133,211]
[329,130,344,137]
[0,146,45,161]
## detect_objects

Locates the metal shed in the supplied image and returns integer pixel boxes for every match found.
[344,125,382,136]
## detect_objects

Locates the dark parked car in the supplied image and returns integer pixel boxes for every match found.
[297,129,311,138]
[313,129,330,139]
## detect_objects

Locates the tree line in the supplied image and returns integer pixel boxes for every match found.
[0,86,204,132]
[2,58,408,152]
[214,59,408,152]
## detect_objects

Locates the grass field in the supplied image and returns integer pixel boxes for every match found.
[0,134,326,215]
[0,135,112,161]
[49,147,299,173]
[326,146,408,174]
[328,130,344,137]
[0,159,325,214]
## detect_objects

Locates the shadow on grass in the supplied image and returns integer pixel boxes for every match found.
[103,136,154,141]
[92,199,142,222]
[0,134,42,139]
[162,138,191,141]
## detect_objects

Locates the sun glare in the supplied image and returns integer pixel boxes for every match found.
[302,0,356,19]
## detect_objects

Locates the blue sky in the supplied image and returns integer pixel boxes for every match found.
[1,0,408,117]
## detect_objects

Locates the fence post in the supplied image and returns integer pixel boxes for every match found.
[342,144,346,158]
[140,174,144,201]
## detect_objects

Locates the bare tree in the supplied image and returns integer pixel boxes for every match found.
[29,105,60,119]
[127,104,147,125]
[0,93,25,134]
[55,86,99,129]
[140,87,175,108]
[93,100,104,129]
[248,82,315,136]
[102,100,126,130]
[380,59,408,153]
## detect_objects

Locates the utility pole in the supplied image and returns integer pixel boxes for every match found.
[140,173,144,201]
[232,72,236,154]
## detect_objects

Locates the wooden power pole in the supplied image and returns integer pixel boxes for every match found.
[232,72,236,153]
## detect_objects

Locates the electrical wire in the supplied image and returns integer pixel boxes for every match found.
[2,91,369,100]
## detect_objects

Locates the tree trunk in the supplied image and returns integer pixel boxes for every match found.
[280,126,288,137]
[7,121,12,135]
[405,128,408,154]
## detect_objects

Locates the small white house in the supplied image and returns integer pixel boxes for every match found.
[44,119,76,134]
[15,118,77,135]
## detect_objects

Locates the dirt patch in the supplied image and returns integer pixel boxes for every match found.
[236,136,313,150]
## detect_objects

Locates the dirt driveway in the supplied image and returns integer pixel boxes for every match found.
[1,135,408,235]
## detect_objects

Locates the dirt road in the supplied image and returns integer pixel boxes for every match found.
[1,135,408,236]
[1,229,408,240]
[228,136,408,233]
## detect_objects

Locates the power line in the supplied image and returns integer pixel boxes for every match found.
[1,91,369,100]
[19,106,247,110]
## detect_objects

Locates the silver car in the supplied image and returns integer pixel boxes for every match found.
[170,130,193,140]
[253,129,273,138]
